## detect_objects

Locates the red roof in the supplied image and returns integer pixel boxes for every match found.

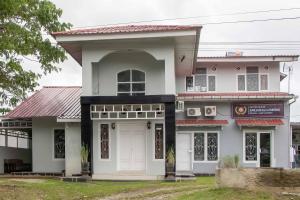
[52,25,201,36]
[177,92,293,100]
[176,119,228,126]
[5,86,81,119]
[236,119,284,127]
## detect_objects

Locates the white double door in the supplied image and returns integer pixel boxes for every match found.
[176,133,192,171]
[118,123,146,171]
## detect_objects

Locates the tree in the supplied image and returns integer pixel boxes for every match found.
[0,0,71,106]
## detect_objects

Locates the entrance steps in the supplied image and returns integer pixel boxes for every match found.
[175,171,196,181]
[92,173,164,181]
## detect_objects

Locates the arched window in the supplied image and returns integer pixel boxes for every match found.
[117,69,145,96]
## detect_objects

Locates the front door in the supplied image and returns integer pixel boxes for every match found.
[119,123,146,171]
[176,133,192,171]
[260,132,271,167]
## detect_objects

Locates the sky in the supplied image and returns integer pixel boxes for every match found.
[25,0,300,121]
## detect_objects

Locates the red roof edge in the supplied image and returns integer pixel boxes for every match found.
[176,119,228,126]
[236,119,284,126]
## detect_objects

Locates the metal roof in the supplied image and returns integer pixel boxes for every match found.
[52,25,201,36]
[236,119,284,127]
[5,86,81,119]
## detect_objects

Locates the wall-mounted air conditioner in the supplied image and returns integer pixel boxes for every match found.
[204,106,217,117]
[187,108,201,117]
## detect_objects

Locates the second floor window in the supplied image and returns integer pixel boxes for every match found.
[117,69,145,96]
[238,66,268,91]
[186,68,216,92]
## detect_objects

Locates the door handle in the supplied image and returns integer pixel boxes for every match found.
[188,150,193,153]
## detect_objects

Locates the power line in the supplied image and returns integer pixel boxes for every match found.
[72,7,300,29]
[200,16,300,25]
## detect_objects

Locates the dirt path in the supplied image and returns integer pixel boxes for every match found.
[97,185,209,200]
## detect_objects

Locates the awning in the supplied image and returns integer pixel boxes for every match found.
[176,119,228,127]
[236,119,284,127]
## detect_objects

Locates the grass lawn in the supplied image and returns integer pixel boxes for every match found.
[0,176,295,200]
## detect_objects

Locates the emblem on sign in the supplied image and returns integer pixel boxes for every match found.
[235,106,247,116]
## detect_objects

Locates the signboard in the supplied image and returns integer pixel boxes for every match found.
[232,102,284,118]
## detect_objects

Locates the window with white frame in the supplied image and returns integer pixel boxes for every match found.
[194,132,219,161]
[154,124,164,159]
[54,129,65,159]
[238,66,268,91]
[186,68,216,92]
[244,132,257,161]
[117,69,145,96]
[100,124,109,159]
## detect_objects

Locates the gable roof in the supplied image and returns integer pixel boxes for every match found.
[5,86,81,119]
[52,25,201,36]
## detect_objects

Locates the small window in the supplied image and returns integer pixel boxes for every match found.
[245,133,257,161]
[238,75,246,91]
[194,133,205,161]
[54,129,65,159]
[260,74,268,90]
[186,76,194,91]
[117,70,145,96]
[208,76,216,91]
[100,124,109,159]
[246,66,259,91]
[155,124,164,159]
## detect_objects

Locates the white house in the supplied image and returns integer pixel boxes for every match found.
[0,25,298,180]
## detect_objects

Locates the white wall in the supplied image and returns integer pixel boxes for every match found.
[32,117,65,173]
[176,61,280,93]
[65,122,81,176]
[0,147,31,174]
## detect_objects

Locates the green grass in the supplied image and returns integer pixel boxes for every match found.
[175,187,276,200]
[0,177,212,200]
[0,177,284,200]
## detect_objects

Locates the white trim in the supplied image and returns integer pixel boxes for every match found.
[242,129,274,167]
[152,122,165,162]
[57,118,81,123]
[98,123,111,161]
[116,69,146,96]
[52,128,65,161]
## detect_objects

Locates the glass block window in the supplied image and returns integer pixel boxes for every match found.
[260,74,268,90]
[117,70,145,96]
[245,133,257,161]
[207,133,218,161]
[100,124,109,159]
[54,129,65,159]
[194,133,205,161]
[154,124,164,159]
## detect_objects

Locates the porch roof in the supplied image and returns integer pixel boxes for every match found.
[5,86,81,120]
[236,119,284,127]
[176,119,228,127]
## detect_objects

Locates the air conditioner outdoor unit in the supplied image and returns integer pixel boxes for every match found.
[187,108,201,117]
[204,106,217,117]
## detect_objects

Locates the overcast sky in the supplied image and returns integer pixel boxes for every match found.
[26,0,300,121]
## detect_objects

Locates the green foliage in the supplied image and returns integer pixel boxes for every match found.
[0,0,71,106]
[81,144,89,164]
[219,155,240,168]
[166,146,175,165]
